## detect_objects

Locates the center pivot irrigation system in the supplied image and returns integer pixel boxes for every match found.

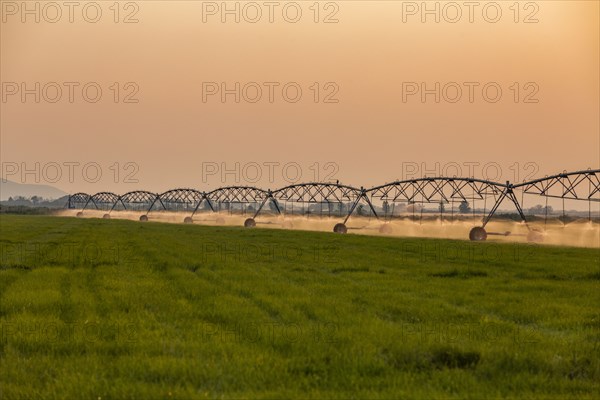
[68,169,600,241]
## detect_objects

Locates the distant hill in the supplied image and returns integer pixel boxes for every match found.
[0,180,68,201]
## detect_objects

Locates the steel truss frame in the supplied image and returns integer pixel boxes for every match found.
[81,192,120,211]
[111,191,160,213]
[66,169,600,238]
[204,186,269,215]
[67,192,91,209]
[263,182,377,224]
[514,169,600,201]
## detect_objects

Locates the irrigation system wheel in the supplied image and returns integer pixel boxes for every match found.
[333,223,348,234]
[469,226,487,241]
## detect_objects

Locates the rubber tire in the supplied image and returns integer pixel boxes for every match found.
[184,216,193,224]
[244,218,256,228]
[469,226,487,241]
[333,223,348,234]
[139,215,148,222]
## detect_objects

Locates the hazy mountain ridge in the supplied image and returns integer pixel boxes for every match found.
[0,180,69,201]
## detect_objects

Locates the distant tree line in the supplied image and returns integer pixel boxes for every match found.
[1,195,68,208]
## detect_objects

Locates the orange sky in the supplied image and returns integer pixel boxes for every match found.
[1,0,599,194]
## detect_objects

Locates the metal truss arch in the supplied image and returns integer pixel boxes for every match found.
[111,190,160,213]
[272,182,364,203]
[513,169,600,201]
[367,177,507,204]
[151,188,205,213]
[267,182,377,224]
[206,186,269,203]
[64,168,600,239]
[204,186,271,220]
[158,188,203,204]
[83,192,120,211]
[118,190,159,205]
[68,192,91,209]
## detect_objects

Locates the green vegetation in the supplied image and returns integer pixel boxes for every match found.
[0,215,598,399]
[0,205,60,215]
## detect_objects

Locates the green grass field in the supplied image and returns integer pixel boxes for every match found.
[0,215,598,399]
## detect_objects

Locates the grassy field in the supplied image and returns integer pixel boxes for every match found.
[0,215,598,399]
